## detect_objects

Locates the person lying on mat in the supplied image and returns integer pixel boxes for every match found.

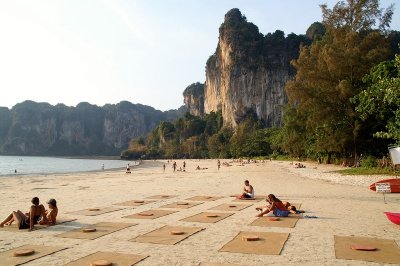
[0,197,46,231]
[256,194,289,217]
[236,180,254,199]
[39,198,58,225]
[282,201,299,214]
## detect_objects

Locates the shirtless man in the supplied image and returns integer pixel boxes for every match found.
[237,180,254,199]
[0,197,46,231]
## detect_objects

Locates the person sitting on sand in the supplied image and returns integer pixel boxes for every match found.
[0,197,46,231]
[256,194,289,217]
[39,198,58,225]
[237,180,254,199]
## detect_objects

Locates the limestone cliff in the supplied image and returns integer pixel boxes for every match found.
[183,82,204,117]
[0,100,185,155]
[204,9,310,127]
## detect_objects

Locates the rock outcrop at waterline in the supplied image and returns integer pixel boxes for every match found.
[203,8,311,127]
[0,100,185,156]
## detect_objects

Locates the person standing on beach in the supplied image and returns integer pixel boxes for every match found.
[163,164,166,172]
[126,163,131,174]
[217,160,221,171]
[172,161,177,172]
[183,161,186,171]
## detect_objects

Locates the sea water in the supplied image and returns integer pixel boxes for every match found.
[0,155,136,176]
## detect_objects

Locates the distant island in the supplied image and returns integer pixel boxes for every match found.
[0,100,185,156]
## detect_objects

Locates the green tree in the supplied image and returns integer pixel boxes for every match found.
[284,0,393,163]
[230,117,262,157]
[207,127,233,158]
[354,54,400,142]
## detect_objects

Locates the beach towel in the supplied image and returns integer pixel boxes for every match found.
[219,231,289,255]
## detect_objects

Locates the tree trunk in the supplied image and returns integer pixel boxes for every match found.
[353,138,359,167]
[327,152,332,164]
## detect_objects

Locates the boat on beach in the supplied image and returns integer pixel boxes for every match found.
[384,212,400,225]
[369,178,400,193]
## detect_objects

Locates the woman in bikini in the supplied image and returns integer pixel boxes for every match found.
[39,198,58,225]
[0,197,46,231]
[256,194,289,217]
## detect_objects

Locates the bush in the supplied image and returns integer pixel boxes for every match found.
[361,155,378,168]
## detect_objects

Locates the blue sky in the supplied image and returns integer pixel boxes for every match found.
[0,0,399,111]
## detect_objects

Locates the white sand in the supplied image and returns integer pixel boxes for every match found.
[0,159,399,265]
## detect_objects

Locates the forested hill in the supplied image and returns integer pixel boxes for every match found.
[0,100,185,156]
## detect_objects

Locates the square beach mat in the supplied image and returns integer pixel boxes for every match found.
[0,244,67,266]
[56,222,136,240]
[132,225,204,245]
[181,212,233,223]
[123,209,178,220]
[64,251,148,266]
[232,197,265,202]
[334,235,400,264]
[250,215,301,228]
[0,218,76,232]
[66,206,123,216]
[186,196,224,201]
[160,201,203,209]
[113,199,157,207]
[208,203,252,212]
[219,231,289,255]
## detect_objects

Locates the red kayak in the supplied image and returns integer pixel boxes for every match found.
[384,212,400,225]
[369,178,400,193]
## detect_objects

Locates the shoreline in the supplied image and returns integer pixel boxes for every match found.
[0,155,140,179]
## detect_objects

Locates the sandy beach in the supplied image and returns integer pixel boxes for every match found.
[0,159,399,265]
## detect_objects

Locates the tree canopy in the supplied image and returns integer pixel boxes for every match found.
[354,53,400,142]
[283,0,394,163]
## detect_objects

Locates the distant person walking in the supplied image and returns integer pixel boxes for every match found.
[163,164,166,172]
[172,161,177,172]
[217,160,221,171]
[183,161,186,171]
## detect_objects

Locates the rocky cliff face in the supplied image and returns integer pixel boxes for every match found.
[204,9,310,127]
[0,101,185,155]
[183,82,204,117]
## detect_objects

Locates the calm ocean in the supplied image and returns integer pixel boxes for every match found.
[0,156,136,176]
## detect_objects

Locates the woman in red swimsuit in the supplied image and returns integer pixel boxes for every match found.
[256,194,289,217]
